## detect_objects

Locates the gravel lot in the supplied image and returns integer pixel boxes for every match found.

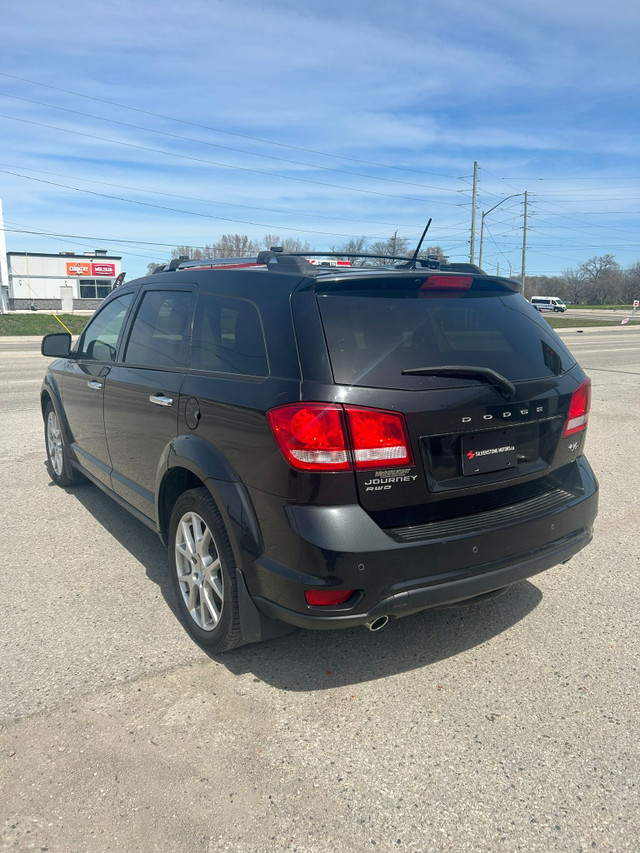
[1,328,638,853]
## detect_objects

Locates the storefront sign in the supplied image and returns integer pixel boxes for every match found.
[66,261,92,276]
[91,263,116,276]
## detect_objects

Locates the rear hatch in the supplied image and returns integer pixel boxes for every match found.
[310,271,583,523]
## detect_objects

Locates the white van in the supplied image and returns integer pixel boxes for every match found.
[531,296,567,313]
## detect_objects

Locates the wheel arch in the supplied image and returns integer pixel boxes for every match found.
[157,436,263,564]
[157,466,207,545]
[41,376,75,449]
[158,446,281,645]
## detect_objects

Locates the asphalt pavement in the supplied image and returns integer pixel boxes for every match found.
[1,328,639,853]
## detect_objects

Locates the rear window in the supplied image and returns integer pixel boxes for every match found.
[317,288,575,390]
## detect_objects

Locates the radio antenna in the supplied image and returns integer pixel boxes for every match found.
[408,218,433,268]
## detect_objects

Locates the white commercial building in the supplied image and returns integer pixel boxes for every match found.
[6,250,122,311]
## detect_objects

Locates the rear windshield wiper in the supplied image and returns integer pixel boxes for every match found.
[401,365,516,398]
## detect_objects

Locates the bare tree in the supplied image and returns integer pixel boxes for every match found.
[330,236,369,263]
[620,262,640,304]
[211,234,260,257]
[170,245,208,261]
[559,269,587,304]
[525,274,566,302]
[368,232,411,265]
[579,254,621,304]
[418,245,447,262]
[262,234,312,254]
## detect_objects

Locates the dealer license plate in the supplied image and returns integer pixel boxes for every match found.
[461,429,518,476]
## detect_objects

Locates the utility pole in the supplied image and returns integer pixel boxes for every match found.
[470,161,478,264]
[521,191,528,292]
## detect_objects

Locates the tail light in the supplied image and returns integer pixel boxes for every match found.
[345,406,413,469]
[305,589,355,606]
[266,403,350,471]
[267,403,413,472]
[563,378,591,437]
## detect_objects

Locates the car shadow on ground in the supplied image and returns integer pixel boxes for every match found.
[220,582,542,691]
[66,477,543,691]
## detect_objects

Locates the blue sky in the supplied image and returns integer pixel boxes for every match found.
[1,0,640,280]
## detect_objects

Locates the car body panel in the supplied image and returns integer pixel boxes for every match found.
[105,365,185,518]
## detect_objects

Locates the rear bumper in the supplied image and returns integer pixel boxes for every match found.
[245,457,598,631]
[253,527,591,629]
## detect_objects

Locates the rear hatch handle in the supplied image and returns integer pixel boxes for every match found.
[401,365,516,399]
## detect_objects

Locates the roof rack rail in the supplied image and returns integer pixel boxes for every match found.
[441,262,486,274]
[257,251,317,273]
[287,251,415,263]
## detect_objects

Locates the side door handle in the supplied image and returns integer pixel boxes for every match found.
[87,380,103,390]
[149,394,173,407]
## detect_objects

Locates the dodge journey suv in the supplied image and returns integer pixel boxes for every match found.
[41,251,598,650]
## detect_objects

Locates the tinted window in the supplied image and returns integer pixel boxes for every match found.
[124,290,194,368]
[78,292,134,361]
[317,290,575,389]
[191,293,268,376]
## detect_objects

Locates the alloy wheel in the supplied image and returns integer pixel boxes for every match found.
[174,511,224,631]
[46,410,64,478]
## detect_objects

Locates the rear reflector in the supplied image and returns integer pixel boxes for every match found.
[563,378,591,437]
[420,275,472,291]
[305,589,354,606]
[267,403,413,472]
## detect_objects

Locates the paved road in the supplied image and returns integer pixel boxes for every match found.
[1,330,638,852]
[554,308,637,322]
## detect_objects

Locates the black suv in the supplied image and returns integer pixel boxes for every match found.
[41,252,598,651]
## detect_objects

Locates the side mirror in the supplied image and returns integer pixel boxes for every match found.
[41,332,72,357]
[86,339,116,361]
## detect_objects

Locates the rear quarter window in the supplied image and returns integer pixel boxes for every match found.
[191,292,268,376]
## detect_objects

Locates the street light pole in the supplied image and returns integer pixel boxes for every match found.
[478,192,524,272]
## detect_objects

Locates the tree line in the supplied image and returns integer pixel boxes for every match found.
[524,254,640,305]
[148,236,638,304]
[147,232,445,274]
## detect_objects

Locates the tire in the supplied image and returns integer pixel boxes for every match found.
[168,487,244,651]
[44,401,83,487]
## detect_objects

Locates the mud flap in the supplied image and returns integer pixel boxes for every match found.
[236,568,294,644]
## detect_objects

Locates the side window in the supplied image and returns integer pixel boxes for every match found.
[124,289,194,369]
[78,292,134,361]
[192,293,268,376]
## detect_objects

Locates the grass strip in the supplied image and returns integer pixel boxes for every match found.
[0,314,91,336]
[546,317,640,328]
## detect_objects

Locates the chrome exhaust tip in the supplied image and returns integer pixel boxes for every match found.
[364,615,389,632]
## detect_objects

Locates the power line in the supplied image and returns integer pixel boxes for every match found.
[0,161,425,229]
[0,91,463,195]
[2,219,157,261]
[532,224,640,246]
[0,167,378,237]
[1,222,195,251]
[0,71,464,179]
[0,112,464,206]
